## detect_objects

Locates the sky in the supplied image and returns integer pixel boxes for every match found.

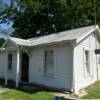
[3,0,10,5]
[0,0,11,30]
[0,0,12,38]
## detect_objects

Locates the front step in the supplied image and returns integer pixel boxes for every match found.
[19,82,41,93]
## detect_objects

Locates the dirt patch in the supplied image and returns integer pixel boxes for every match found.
[0,86,9,94]
[54,92,79,99]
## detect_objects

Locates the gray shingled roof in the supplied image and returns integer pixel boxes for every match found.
[8,25,100,47]
[9,37,31,46]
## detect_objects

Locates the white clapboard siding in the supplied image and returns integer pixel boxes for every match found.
[74,33,97,92]
[98,63,100,80]
[0,51,5,78]
[98,64,100,80]
[0,51,17,81]
[29,44,73,90]
[9,51,17,81]
[97,42,100,80]
[97,55,100,80]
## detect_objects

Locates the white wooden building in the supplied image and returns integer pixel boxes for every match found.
[0,25,100,93]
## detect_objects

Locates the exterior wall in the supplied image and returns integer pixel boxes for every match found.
[74,33,98,92]
[0,51,5,78]
[97,55,100,80]
[29,43,73,90]
[0,50,17,81]
[8,51,17,81]
[97,41,100,80]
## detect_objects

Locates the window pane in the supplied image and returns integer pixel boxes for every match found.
[46,64,53,75]
[85,51,89,62]
[85,50,90,73]
[44,50,53,76]
[8,54,12,70]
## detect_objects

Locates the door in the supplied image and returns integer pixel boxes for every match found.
[21,53,29,82]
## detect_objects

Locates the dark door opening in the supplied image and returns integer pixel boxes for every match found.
[21,53,29,82]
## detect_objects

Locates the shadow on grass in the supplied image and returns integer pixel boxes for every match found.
[0,79,76,100]
[0,78,66,94]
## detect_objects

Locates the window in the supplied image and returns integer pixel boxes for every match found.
[92,32,95,37]
[44,50,54,76]
[85,50,90,73]
[8,54,12,71]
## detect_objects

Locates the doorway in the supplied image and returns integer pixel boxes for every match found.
[21,53,29,82]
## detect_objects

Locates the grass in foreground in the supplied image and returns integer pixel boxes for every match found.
[82,81,100,99]
[0,88,53,100]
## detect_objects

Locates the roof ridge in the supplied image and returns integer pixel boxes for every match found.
[28,25,96,40]
[3,25,99,47]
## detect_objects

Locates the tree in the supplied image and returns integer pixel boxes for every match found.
[0,0,100,39]
[0,0,3,12]
[0,29,6,46]
[0,38,5,46]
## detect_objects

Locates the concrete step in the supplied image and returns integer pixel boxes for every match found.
[19,83,41,93]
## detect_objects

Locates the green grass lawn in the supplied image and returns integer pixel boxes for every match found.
[0,82,100,100]
[0,88,53,100]
[82,81,100,99]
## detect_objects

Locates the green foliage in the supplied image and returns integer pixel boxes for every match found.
[0,39,5,46]
[82,82,100,99]
[0,0,5,23]
[0,0,100,39]
[0,0,3,12]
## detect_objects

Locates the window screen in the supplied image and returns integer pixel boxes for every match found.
[44,50,53,76]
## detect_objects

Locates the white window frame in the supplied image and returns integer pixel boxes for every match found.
[44,50,54,77]
[85,50,90,74]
